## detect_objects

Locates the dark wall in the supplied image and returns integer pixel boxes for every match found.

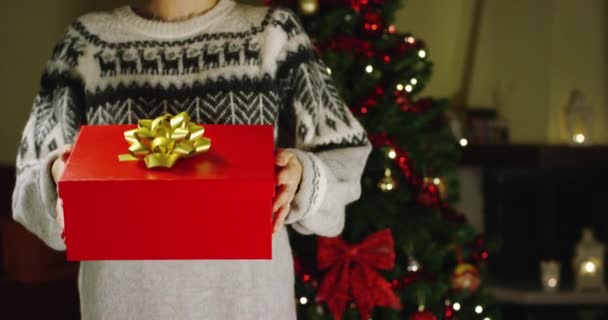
[484,168,608,287]
[0,165,15,220]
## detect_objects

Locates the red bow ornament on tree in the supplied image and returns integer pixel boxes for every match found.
[316,229,402,320]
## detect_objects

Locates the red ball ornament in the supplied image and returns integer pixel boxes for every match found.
[470,234,489,263]
[472,249,490,264]
[294,256,303,276]
[360,10,384,38]
[362,97,378,108]
[450,263,481,293]
[443,301,456,320]
[374,85,384,96]
[393,270,421,290]
[395,90,413,112]
[383,54,391,64]
[358,96,378,115]
[417,182,441,208]
[350,0,365,12]
[409,310,438,320]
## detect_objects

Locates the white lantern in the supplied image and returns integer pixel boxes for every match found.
[573,228,605,291]
[540,260,560,292]
[564,89,593,145]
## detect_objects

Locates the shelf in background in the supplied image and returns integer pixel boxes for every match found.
[459,144,608,169]
[491,286,608,305]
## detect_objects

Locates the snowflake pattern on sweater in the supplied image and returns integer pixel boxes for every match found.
[21,4,367,165]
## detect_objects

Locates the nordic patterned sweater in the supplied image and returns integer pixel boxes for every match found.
[12,0,371,319]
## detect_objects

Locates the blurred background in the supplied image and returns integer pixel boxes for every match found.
[0,0,607,319]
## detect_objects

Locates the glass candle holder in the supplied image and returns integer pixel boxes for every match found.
[540,260,560,292]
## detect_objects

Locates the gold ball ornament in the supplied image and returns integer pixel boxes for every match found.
[298,0,319,15]
[450,263,481,293]
[378,168,397,192]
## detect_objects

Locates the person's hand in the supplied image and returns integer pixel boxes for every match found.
[51,144,72,230]
[273,149,302,235]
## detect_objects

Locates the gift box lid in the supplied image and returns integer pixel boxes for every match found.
[60,125,275,196]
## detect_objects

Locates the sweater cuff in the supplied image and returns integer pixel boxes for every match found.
[284,149,328,224]
[38,149,62,219]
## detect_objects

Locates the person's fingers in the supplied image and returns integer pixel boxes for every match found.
[52,145,73,184]
[272,203,290,235]
[272,184,296,212]
[275,149,294,167]
[52,157,66,184]
[56,198,64,230]
[276,165,300,186]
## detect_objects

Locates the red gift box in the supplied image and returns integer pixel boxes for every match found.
[58,124,275,261]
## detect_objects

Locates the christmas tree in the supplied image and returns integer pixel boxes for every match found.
[266,0,499,319]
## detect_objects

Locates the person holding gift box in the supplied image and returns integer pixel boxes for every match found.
[12,0,371,319]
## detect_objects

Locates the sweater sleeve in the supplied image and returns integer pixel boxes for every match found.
[270,8,372,237]
[12,25,86,251]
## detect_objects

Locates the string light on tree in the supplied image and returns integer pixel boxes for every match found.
[405,35,415,44]
[396,83,404,91]
[475,305,484,314]
[459,138,468,147]
[405,84,413,92]
[452,302,461,311]
[298,0,319,15]
[410,78,418,85]
[316,305,324,315]
[418,49,427,58]
[407,256,421,272]
[365,64,374,73]
[299,296,308,305]
[326,67,332,75]
[388,149,397,159]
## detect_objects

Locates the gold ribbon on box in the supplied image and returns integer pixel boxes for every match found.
[118,112,211,168]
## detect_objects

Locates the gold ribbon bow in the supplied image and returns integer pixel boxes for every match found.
[118,112,211,168]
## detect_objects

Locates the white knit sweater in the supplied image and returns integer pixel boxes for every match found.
[12,1,371,319]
